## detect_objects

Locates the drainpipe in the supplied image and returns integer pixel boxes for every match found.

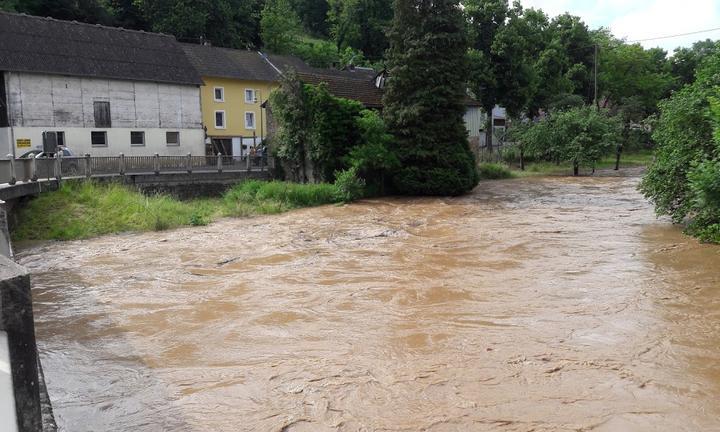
[5,73,16,159]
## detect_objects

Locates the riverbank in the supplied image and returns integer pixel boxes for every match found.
[11,180,340,241]
[477,150,653,181]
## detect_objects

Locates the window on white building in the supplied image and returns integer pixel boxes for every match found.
[245,89,256,103]
[166,131,180,146]
[215,110,226,129]
[93,101,111,127]
[130,131,145,146]
[245,112,255,129]
[91,131,107,147]
[214,87,224,102]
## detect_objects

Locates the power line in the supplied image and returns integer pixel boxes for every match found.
[627,26,720,43]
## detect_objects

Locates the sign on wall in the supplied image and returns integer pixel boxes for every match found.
[16,138,31,148]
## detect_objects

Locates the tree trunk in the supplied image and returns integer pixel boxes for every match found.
[573,161,579,176]
[520,147,525,171]
[485,115,493,155]
[614,143,623,171]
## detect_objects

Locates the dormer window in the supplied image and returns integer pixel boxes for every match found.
[214,87,224,102]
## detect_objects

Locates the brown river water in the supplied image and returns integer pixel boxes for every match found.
[16,175,720,432]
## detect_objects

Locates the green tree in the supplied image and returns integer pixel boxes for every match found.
[3,0,115,24]
[306,83,364,181]
[327,0,392,61]
[261,0,302,53]
[514,106,621,175]
[640,53,720,231]
[384,0,478,196]
[269,71,310,182]
[141,0,264,48]
[672,39,720,88]
[290,0,329,37]
[466,0,535,146]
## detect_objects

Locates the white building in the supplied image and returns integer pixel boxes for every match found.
[0,11,205,157]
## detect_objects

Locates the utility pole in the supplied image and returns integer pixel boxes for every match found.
[594,43,598,110]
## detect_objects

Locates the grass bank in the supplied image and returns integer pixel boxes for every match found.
[481,150,655,177]
[12,180,342,241]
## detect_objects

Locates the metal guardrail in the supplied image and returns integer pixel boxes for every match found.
[0,153,270,185]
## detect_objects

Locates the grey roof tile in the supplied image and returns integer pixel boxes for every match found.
[0,11,202,85]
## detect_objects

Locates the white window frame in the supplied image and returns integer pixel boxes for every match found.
[245,89,256,103]
[214,87,225,102]
[214,110,226,129]
[245,111,256,130]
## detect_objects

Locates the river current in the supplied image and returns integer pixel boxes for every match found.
[17,175,720,431]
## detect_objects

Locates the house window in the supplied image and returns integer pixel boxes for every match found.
[130,131,145,146]
[93,101,111,127]
[214,87,224,102]
[245,89,256,103]
[215,110,226,129]
[91,131,107,147]
[245,112,255,129]
[166,131,180,146]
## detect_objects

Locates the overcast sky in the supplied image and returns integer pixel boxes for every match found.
[520,0,720,53]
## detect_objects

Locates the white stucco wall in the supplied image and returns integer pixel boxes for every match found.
[7,127,204,157]
[3,72,204,156]
[464,107,483,138]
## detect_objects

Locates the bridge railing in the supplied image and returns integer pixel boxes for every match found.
[0,153,271,185]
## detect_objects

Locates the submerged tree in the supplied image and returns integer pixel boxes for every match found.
[383,0,478,195]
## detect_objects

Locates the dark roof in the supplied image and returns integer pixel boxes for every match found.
[181,43,279,82]
[464,96,482,107]
[296,68,384,108]
[0,11,202,85]
[265,54,314,73]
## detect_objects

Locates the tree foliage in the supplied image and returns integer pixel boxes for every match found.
[512,106,621,175]
[384,0,478,196]
[327,0,392,61]
[270,74,397,189]
[640,53,720,242]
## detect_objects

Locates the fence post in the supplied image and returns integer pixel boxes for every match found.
[217,152,222,173]
[154,153,160,175]
[119,153,125,175]
[55,152,61,183]
[6,155,16,185]
[85,153,91,178]
[30,155,37,182]
[245,149,250,171]
[186,153,192,174]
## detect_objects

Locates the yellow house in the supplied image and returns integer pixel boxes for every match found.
[181,44,280,156]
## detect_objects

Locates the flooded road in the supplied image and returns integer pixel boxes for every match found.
[17,175,720,431]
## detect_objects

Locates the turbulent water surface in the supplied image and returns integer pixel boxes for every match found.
[17,175,720,431]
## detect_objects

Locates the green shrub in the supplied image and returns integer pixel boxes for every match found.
[333,166,366,202]
[477,163,514,180]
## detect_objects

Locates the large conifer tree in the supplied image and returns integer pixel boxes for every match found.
[383,0,478,196]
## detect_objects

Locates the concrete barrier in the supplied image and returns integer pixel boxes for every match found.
[0,256,41,431]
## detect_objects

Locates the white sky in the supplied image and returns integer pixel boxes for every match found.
[520,0,720,53]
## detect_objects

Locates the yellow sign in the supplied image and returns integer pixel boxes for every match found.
[16,138,31,148]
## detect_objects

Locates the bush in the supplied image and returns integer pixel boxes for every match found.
[345,110,399,195]
[686,159,720,242]
[639,54,720,224]
[477,163,514,180]
[333,166,366,202]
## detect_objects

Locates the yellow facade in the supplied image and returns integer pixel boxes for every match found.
[199,76,277,143]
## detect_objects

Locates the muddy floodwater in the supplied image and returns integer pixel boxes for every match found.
[17,175,720,431]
